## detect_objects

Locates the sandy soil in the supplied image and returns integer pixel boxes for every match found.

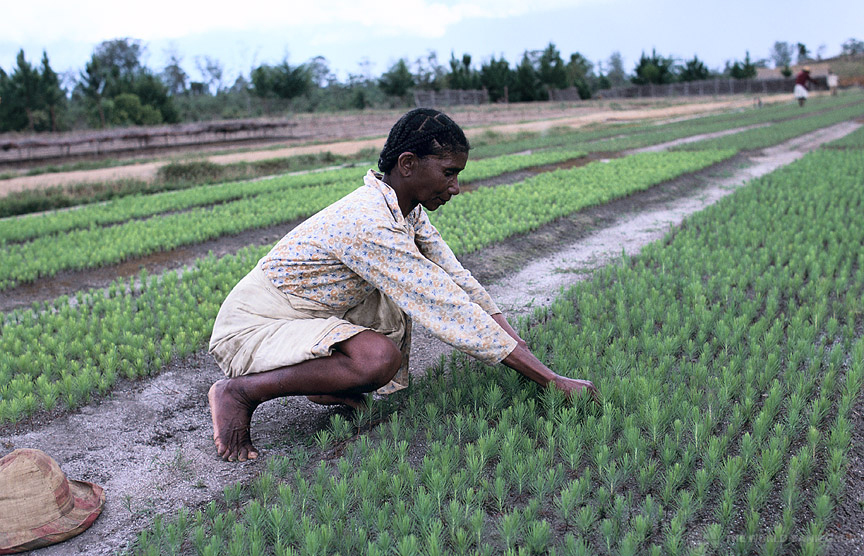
[0,95,785,196]
[1,119,860,555]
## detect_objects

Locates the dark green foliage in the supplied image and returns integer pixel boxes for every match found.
[479,56,513,102]
[511,51,545,102]
[538,43,568,91]
[631,49,676,85]
[0,49,66,132]
[447,53,480,90]
[841,38,864,56]
[72,38,176,127]
[728,51,758,80]
[770,41,794,69]
[378,59,415,99]
[250,61,312,100]
[679,56,710,82]
[565,52,594,99]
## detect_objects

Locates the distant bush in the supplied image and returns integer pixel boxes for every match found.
[157,160,225,183]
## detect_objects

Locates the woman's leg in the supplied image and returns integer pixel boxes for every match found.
[208,330,401,461]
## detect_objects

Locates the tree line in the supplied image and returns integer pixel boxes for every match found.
[2,37,862,133]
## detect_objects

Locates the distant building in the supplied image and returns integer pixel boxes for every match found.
[756,63,830,80]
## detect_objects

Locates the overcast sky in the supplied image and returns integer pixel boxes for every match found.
[2,0,861,87]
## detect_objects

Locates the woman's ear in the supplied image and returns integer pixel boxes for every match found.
[396,152,417,177]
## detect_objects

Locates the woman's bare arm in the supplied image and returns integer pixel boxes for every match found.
[491,313,598,401]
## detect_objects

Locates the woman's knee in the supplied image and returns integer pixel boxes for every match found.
[343,332,401,388]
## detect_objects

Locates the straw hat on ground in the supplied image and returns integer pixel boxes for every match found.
[0,448,105,554]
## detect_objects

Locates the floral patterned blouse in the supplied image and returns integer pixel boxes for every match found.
[260,170,517,365]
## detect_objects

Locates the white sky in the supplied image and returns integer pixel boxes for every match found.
[1,0,861,85]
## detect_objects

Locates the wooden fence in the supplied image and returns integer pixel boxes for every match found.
[596,77,829,99]
[413,89,489,107]
[0,119,299,165]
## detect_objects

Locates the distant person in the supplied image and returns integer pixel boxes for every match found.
[794,66,814,107]
[207,108,599,462]
[827,68,839,96]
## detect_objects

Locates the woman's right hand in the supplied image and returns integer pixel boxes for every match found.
[552,375,599,403]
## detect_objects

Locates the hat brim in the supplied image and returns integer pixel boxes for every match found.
[0,480,104,554]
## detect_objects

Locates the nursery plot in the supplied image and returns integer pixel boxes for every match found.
[470,92,861,159]
[0,150,735,427]
[123,147,864,555]
[824,124,864,148]
[674,100,864,152]
[0,150,732,292]
[1,119,861,556]
[0,147,588,245]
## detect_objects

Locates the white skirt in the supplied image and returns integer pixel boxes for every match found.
[794,84,808,99]
[208,265,411,394]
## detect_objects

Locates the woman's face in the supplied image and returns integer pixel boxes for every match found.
[410,151,468,211]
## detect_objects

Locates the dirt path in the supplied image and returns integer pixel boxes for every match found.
[0,96,783,197]
[2,120,858,556]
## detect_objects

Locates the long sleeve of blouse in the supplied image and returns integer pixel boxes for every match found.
[412,210,502,316]
[261,170,516,365]
[332,211,516,365]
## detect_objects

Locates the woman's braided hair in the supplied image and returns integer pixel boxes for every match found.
[378,108,470,174]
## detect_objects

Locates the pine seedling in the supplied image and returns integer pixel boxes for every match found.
[226,522,247,556]
[637,458,658,494]
[660,436,679,469]
[663,514,685,556]
[714,494,734,529]
[394,534,420,556]
[702,522,724,552]
[267,506,297,548]
[797,525,823,556]
[760,522,787,556]
[560,427,584,471]
[243,500,266,540]
[807,426,821,458]
[525,520,552,555]
[498,510,521,550]
[509,460,530,496]
[617,531,641,556]
[223,483,244,509]
[475,432,498,461]
[719,455,744,494]
[675,490,697,523]
[468,507,485,549]
[739,432,757,465]
[808,394,831,429]
[661,463,686,504]
[393,510,413,541]
[599,517,618,554]
[554,481,582,522]
[574,505,597,536]
[423,519,444,556]
[693,467,712,499]
[827,416,852,453]
[329,414,353,441]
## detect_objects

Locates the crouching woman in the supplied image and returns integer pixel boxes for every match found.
[208,108,597,461]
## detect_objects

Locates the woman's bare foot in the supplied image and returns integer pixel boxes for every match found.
[208,379,259,462]
[306,393,367,411]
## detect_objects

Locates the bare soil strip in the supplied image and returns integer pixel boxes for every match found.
[2,120,860,556]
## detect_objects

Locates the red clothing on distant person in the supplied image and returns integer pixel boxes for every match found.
[795,71,812,87]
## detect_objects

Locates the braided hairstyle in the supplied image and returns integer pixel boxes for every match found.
[378,108,470,174]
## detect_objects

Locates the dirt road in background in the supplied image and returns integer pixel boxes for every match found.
[0,95,784,196]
